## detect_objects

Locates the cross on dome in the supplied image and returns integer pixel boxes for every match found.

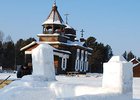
[53,0,56,7]
[80,29,85,37]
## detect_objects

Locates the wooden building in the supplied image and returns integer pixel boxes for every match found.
[130,58,140,77]
[21,3,92,74]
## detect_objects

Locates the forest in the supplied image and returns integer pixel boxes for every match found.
[0,31,36,70]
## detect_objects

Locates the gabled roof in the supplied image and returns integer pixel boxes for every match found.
[20,41,36,51]
[20,41,71,55]
[129,58,140,64]
[128,58,140,68]
[133,62,140,68]
[42,2,65,25]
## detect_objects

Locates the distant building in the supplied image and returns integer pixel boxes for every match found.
[21,3,92,74]
[130,58,140,77]
[130,58,139,64]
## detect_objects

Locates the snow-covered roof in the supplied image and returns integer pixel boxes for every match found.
[20,41,71,56]
[66,41,93,50]
[38,33,59,36]
[133,62,140,68]
[42,3,65,26]
[39,41,92,51]
[129,58,140,63]
[37,33,70,39]
[65,34,76,37]
[20,41,36,51]
[67,40,84,46]
[20,40,92,55]
[65,24,74,29]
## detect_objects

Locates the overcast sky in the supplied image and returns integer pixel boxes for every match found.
[0,0,140,57]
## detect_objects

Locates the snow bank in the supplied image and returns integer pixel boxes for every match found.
[0,75,139,100]
[0,76,132,100]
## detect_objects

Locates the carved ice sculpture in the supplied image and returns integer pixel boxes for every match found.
[102,56,133,93]
[32,43,56,81]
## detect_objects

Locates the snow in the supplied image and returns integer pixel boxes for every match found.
[102,56,133,93]
[0,74,140,100]
[37,34,69,39]
[43,19,65,26]
[65,24,74,29]
[67,40,84,46]
[42,5,65,26]
[133,78,140,99]
[108,56,127,62]
[0,73,17,80]
[20,41,36,51]
[32,44,56,81]
[65,34,76,37]
[42,3,65,26]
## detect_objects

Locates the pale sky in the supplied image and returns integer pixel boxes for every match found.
[0,0,140,57]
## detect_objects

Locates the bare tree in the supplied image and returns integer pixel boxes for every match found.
[0,31,4,42]
[5,35,12,42]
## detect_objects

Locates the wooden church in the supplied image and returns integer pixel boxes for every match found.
[21,2,92,74]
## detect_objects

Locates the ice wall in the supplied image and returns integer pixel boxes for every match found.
[102,56,133,93]
[32,43,56,81]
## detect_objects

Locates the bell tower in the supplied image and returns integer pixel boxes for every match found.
[42,2,66,34]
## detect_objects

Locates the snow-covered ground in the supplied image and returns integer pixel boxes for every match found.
[0,42,137,100]
[0,73,139,100]
[0,73,17,80]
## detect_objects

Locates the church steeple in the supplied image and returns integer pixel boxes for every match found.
[42,2,66,34]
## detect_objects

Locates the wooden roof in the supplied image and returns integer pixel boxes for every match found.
[42,2,65,26]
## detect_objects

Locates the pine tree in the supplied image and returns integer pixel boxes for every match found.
[0,41,3,66]
[0,31,4,42]
[3,40,15,69]
[85,36,113,73]
[122,51,127,60]
[122,51,136,61]
[15,39,25,66]
[138,57,140,62]
[105,45,113,61]
[127,51,135,61]
[15,38,36,66]
[83,36,96,47]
